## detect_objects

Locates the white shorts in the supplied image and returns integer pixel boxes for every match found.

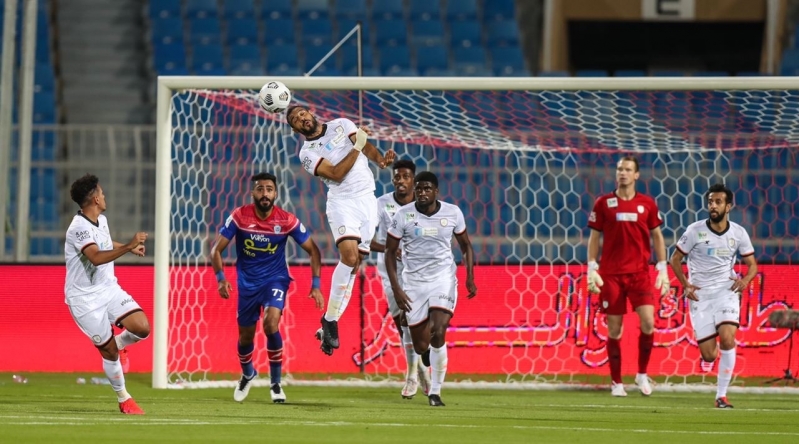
[378,260,404,318]
[404,276,458,327]
[327,193,377,254]
[689,289,740,342]
[67,284,142,347]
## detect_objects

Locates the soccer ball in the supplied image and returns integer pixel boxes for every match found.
[258,81,292,113]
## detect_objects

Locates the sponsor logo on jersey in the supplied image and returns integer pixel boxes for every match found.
[615,212,638,222]
[698,232,708,241]
[588,211,596,223]
[76,230,90,242]
[300,223,306,233]
[679,235,688,244]
[422,227,438,236]
[707,248,732,257]
[302,156,312,170]
[120,298,134,306]
[249,233,271,243]
[607,198,618,208]
[405,212,415,221]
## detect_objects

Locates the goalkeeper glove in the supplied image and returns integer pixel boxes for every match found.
[587,261,603,294]
[654,261,670,297]
[353,128,368,152]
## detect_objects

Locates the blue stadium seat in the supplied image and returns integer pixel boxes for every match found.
[296,0,330,20]
[228,44,263,74]
[575,69,609,77]
[34,63,55,93]
[410,20,444,46]
[336,19,370,45]
[223,0,256,19]
[446,0,477,20]
[304,44,335,71]
[486,20,519,46]
[483,0,516,22]
[423,67,457,76]
[151,17,185,44]
[226,18,259,45]
[449,21,481,47]
[388,67,419,76]
[452,46,487,70]
[261,0,294,20]
[379,45,410,73]
[454,65,491,76]
[371,0,404,20]
[694,71,729,76]
[149,0,181,19]
[491,45,525,74]
[338,44,374,70]
[300,18,333,46]
[614,69,646,77]
[408,0,441,21]
[32,130,57,160]
[33,91,56,123]
[191,43,225,75]
[373,19,407,46]
[264,18,296,44]
[333,0,367,20]
[266,43,299,72]
[186,0,219,19]
[189,18,222,45]
[416,44,448,72]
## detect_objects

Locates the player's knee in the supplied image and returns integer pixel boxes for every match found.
[700,348,718,362]
[262,319,280,336]
[719,335,736,350]
[639,321,655,335]
[129,318,151,339]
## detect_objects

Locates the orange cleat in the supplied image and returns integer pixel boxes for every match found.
[118,348,130,373]
[119,398,145,415]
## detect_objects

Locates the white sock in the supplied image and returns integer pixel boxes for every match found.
[102,357,130,402]
[325,262,354,322]
[716,348,736,398]
[429,345,448,396]
[401,326,419,381]
[115,330,145,350]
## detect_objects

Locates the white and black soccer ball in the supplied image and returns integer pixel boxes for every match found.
[258,80,292,113]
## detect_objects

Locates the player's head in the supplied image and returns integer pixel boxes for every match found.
[285,105,319,136]
[392,160,416,198]
[251,172,278,213]
[706,183,733,223]
[70,174,106,211]
[616,156,640,186]
[414,171,439,209]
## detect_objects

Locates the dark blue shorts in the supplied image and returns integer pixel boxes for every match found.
[237,281,290,327]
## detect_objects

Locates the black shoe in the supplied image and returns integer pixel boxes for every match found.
[320,316,340,349]
[421,349,431,367]
[715,397,733,409]
[428,394,445,407]
[315,328,334,356]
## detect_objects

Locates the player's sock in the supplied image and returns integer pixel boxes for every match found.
[716,347,736,398]
[115,330,147,349]
[267,332,284,385]
[237,342,255,378]
[607,338,622,384]
[429,345,447,396]
[324,262,354,322]
[637,332,654,374]
[401,326,419,381]
[102,357,130,402]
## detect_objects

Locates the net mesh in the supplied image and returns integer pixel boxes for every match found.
[165,85,799,389]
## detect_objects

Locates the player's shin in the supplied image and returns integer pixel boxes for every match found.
[607,338,622,384]
[429,345,448,396]
[115,330,146,349]
[238,342,255,378]
[717,348,736,398]
[638,332,654,374]
[102,357,130,401]
[402,326,419,381]
[267,332,284,385]
[324,262,355,321]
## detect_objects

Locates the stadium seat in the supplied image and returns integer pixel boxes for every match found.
[304,44,335,72]
[446,0,477,21]
[191,44,226,75]
[423,67,457,76]
[614,69,646,77]
[189,18,222,45]
[416,44,449,72]
[454,65,491,76]
[336,19,371,45]
[223,0,256,19]
[261,0,294,20]
[228,44,263,73]
[266,43,299,72]
[186,0,219,19]
[300,18,333,46]
[333,0,367,20]
[149,0,181,19]
[449,20,482,47]
[151,17,185,44]
[483,0,516,22]
[371,0,404,20]
[452,46,487,70]
[575,69,609,77]
[410,20,445,46]
[296,0,330,20]
[408,0,441,21]
[338,44,374,71]
[491,45,525,74]
[33,91,56,123]
[264,18,296,44]
[34,63,55,93]
[379,45,410,73]
[226,18,259,45]
[373,19,408,46]
[486,20,520,46]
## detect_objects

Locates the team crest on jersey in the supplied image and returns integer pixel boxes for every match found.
[607,198,618,208]
[338,226,346,235]
[637,205,644,213]
[274,225,281,233]
[441,219,448,227]
[728,238,736,248]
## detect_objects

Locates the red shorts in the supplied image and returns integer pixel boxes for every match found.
[599,271,654,315]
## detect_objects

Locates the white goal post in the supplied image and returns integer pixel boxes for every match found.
[154,76,799,391]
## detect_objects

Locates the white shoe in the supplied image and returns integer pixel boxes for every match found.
[401,379,418,399]
[611,382,628,397]
[635,374,653,396]
[233,371,257,402]
[270,383,286,403]
[417,364,432,396]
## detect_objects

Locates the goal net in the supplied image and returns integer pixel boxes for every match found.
[153,77,799,391]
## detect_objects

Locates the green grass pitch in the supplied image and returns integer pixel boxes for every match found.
[1,373,798,444]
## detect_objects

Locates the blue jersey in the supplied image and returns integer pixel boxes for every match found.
[219,204,310,294]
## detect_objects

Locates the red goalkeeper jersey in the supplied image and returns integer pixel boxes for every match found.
[588,191,662,275]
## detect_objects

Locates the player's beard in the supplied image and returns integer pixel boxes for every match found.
[299,117,319,137]
[255,197,273,213]
[709,209,726,223]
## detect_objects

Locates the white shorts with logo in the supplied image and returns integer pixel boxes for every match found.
[689,288,740,342]
[67,284,142,347]
[326,193,377,254]
[378,260,404,318]
[404,276,458,327]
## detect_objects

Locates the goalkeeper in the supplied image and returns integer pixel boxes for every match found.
[586,156,669,397]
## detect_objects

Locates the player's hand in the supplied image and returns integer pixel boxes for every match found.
[218,280,233,299]
[396,248,402,261]
[309,288,324,310]
[466,277,477,299]
[126,232,147,250]
[379,149,396,169]
[394,288,412,313]
[655,270,671,297]
[587,262,603,294]
[130,244,146,257]
[729,276,748,293]
[683,282,701,301]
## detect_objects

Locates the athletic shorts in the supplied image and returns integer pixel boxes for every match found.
[237,280,291,327]
[326,193,377,254]
[404,276,457,327]
[67,284,142,347]
[599,271,654,315]
[690,289,740,342]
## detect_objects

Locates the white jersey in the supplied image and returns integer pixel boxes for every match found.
[64,213,118,301]
[675,219,755,293]
[298,118,375,200]
[387,200,466,285]
[375,192,406,276]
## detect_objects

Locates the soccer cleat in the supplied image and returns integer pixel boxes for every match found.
[715,397,734,409]
[635,374,653,396]
[118,348,130,373]
[315,328,334,356]
[418,364,432,396]
[421,349,431,367]
[611,382,628,397]
[401,379,419,399]
[233,370,258,402]
[270,383,286,403]
[320,316,340,349]
[428,394,445,407]
[119,398,145,415]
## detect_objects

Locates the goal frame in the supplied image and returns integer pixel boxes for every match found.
[153,75,799,389]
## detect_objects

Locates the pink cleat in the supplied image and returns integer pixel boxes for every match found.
[119,398,145,415]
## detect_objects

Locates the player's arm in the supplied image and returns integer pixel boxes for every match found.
[586,228,604,293]
[455,230,477,299]
[730,254,758,293]
[298,236,325,310]
[82,232,147,266]
[209,234,234,299]
[348,127,394,169]
[113,240,145,257]
[369,238,385,253]
[385,234,411,312]
[669,247,700,300]
[650,226,670,296]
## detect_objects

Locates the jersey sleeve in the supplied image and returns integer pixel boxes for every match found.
[587,197,606,231]
[288,217,311,245]
[387,210,406,240]
[675,225,696,255]
[453,206,467,235]
[299,146,324,177]
[647,197,663,230]
[375,206,389,244]
[338,118,358,138]
[737,227,755,257]
[219,213,238,240]
[67,219,97,253]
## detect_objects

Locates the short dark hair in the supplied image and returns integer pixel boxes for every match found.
[70,174,100,208]
[706,183,733,205]
[619,155,640,172]
[285,105,303,120]
[251,172,277,187]
[392,159,416,174]
[414,171,438,188]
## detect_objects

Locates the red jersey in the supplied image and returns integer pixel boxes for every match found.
[588,191,662,275]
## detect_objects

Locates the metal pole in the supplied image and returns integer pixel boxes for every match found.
[15,0,38,261]
[0,0,19,260]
